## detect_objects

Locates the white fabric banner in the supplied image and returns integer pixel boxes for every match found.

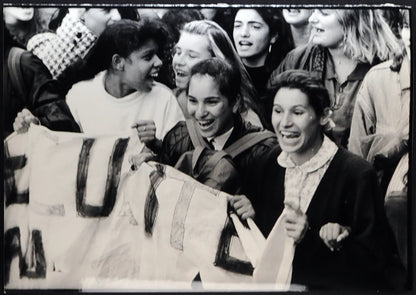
[5,125,286,290]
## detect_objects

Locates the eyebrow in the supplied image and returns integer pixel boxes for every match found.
[139,48,156,55]
[188,95,221,100]
[273,104,306,108]
[234,20,264,25]
[174,45,199,54]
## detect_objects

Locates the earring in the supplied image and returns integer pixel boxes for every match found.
[268,43,272,53]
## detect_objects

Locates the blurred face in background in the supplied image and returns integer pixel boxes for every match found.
[3,7,34,24]
[283,9,313,27]
[172,32,213,89]
[83,8,121,37]
[308,9,344,49]
[233,9,274,67]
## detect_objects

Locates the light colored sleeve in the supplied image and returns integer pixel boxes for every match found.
[158,91,185,140]
[348,75,376,160]
[65,85,82,131]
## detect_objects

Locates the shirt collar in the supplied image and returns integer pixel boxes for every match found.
[207,127,234,150]
[325,53,372,82]
[277,135,338,173]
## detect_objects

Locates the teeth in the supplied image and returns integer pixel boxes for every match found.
[281,131,299,138]
[239,41,252,46]
[199,120,213,127]
[175,70,187,77]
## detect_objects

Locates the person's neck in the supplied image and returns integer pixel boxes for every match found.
[104,71,135,98]
[290,23,311,47]
[290,134,324,166]
[328,47,358,84]
[243,53,267,68]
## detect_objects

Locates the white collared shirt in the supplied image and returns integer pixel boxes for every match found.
[206,127,234,150]
[277,135,338,213]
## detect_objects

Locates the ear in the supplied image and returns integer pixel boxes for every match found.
[111,54,125,72]
[270,32,279,45]
[319,107,332,126]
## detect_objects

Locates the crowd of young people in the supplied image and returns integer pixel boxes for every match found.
[3,6,411,291]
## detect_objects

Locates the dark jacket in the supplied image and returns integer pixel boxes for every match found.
[249,146,405,290]
[160,115,277,197]
[3,31,79,138]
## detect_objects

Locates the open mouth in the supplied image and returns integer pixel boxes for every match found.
[198,119,214,129]
[280,131,300,139]
[238,41,253,47]
[175,69,188,78]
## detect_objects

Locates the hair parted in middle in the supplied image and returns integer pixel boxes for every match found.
[189,57,241,107]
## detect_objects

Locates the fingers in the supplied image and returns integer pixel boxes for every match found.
[133,121,157,144]
[128,152,156,170]
[319,223,350,251]
[131,120,155,128]
[283,209,308,243]
[336,226,350,242]
[229,195,255,220]
[13,109,39,133]
[240,209,255,220]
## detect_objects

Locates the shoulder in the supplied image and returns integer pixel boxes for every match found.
[66,71,103,101]
[150,82,176,100]
[71,71,103,90]
[283,44,320,63]
[362,60,394,82]
[163,121,189,143]
[333,148,376,177]
[20,50,50,72]
[368,60,393,72]
[249,144,282,177]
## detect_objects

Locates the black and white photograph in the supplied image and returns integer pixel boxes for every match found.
[2,1,414,293]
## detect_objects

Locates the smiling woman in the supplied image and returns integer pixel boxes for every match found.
[269,9,403,148]
[158,57,277,205]
[171,20,265,128]
[250,69,404,290]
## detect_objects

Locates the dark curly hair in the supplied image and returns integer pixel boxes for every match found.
[267,69,330,118]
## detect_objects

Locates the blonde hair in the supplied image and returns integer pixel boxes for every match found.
[181,20,262,119]
[336,9,403,64]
